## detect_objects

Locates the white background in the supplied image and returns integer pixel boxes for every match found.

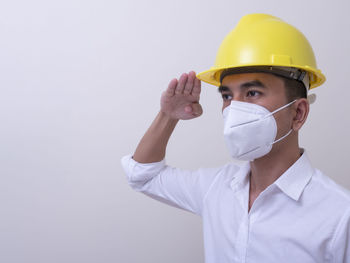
[1,0,350,262]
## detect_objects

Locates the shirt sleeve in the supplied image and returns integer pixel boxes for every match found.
[330,207,350,263]
[120,154,223,216]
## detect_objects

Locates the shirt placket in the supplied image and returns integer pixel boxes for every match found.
[232,177,271,263]
[235,212,250,263]
[231,179,251,263]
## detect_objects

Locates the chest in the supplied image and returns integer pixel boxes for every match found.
[201,187,333,262]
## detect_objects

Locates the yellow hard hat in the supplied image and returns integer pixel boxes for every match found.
[197,13,326,90]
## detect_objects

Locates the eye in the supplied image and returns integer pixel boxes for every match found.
[247,90,262,97]
[221,94,233,101]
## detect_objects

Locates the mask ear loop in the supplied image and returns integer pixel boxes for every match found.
[264,99,297,119]
[267,99,297,145]
[271,129,293,145]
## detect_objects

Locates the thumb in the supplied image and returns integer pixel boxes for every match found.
[190,102,203,117]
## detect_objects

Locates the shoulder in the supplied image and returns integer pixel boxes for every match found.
[312,169,350,200]
[308,169,350,210]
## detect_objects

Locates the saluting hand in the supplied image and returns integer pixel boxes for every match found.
[160,71,203,120]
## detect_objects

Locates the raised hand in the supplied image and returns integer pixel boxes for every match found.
[160,71,203,120]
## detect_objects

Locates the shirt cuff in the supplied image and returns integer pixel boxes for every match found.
[120,154,166,182]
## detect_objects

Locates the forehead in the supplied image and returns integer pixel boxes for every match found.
[221,72,285,92]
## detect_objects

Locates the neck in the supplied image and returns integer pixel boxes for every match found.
[249,133,301,194]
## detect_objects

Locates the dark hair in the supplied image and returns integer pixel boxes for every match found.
[282,77,307,102]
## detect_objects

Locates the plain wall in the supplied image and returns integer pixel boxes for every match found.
[1,0,349,262]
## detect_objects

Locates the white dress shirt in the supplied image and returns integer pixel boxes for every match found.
[121,150,350,263]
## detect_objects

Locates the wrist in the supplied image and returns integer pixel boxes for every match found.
[158,110,180,123]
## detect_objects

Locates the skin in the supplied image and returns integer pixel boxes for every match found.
[220,73,309,211]
[133,70,309,212]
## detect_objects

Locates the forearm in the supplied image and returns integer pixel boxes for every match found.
[133,111,179,163]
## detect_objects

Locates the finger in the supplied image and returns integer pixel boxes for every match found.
[183,71,195,95]
[175,73,188,95]
[192,77,201,99]
[166,78,178,97]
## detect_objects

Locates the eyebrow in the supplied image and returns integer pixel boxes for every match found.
[218,80,267,93]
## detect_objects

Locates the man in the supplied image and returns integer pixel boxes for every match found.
[121,14,350,262]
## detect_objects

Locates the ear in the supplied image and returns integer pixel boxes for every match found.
[292,98,309,131]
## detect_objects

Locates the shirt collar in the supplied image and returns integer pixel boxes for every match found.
[230,162,251,193]
[273,149,314,201]
[230,149,315,202]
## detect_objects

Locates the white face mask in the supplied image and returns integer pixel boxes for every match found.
[223,99,296,161]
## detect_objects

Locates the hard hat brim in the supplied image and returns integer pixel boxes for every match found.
[196,64,326,90]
